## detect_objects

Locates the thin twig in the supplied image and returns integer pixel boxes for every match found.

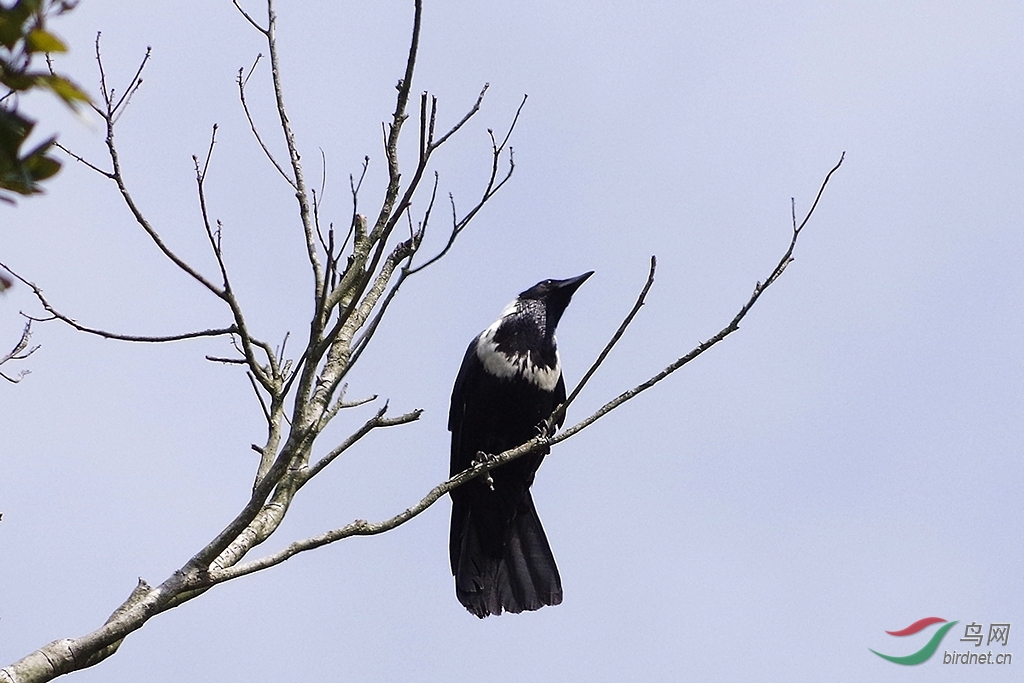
[237,54,294,187]
[2,262,239,343]
[110,47,151,121]
[0,321,39,383]
[316,385,380,427]
[92,38,226,299]
[548,152,847,446]
[343,157,370,256]
[407,94,525,275]
[232,0,267,33]
[261,0,324,300]
[304,403,421,481]
[248,371,272,423]
[206,356,248,365]
[54,142,113,178]
[548,255,657,430]
[430,83,489,150]
[194,124,233,290]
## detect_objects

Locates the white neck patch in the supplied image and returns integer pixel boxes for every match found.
[475,307,561,392]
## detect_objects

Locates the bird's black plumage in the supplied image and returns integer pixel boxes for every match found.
[448,272,592,618]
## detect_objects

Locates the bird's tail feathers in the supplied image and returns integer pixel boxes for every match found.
[453,493,562,618]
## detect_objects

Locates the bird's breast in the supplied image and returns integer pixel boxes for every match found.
[475,328,561,393]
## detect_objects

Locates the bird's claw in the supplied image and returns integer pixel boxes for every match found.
[471,451,497,491]
[536,417,557,439]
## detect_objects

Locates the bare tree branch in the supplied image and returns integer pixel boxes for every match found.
[231,0,267,34]
[110,45,149,122]
[0,320,39,383]
[93,35,226,300]
[548,254,658,430]
[304,403,422,481]
[236,54,295,187]
[407,93,525,275]
[259,0,324,301]
[205,355,248,365]
[53,142,113,178]
[0,262,239,343]
[194,124,233,290]
[549,152,847,445]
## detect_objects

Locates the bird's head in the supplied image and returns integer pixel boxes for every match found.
[516,271,594,332]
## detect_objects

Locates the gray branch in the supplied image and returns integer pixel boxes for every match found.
[0,320,39,383]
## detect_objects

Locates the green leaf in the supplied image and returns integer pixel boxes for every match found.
[1,68,37,92]
[24,150,60,181]
[0,106,34,156]
[21,133,56,160]
[0,112,61,195]
[0,166,39,195]
[35,73,90,107]
[0,19,25,50]
[26,27,67,53]
[0,5,33,49]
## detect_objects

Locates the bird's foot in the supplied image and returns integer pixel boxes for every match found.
[471,451,497,491]
[536,417,557,439]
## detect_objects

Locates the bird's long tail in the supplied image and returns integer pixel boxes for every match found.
[452,492,563,618]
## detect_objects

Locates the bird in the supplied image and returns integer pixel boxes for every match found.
[448,271,593,618]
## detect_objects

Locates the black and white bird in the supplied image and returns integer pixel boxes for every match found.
[448,272,593,618]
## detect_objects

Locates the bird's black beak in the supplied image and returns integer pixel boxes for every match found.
[553,271,594,296]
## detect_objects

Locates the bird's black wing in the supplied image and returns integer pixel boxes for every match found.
[448,338,482,478]
[552,371,567,430]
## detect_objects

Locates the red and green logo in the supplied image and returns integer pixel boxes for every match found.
[871,617,958,665]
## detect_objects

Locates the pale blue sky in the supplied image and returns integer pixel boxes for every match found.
[2,1,1022,681]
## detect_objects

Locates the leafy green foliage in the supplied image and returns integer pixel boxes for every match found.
[0,0,89,203]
